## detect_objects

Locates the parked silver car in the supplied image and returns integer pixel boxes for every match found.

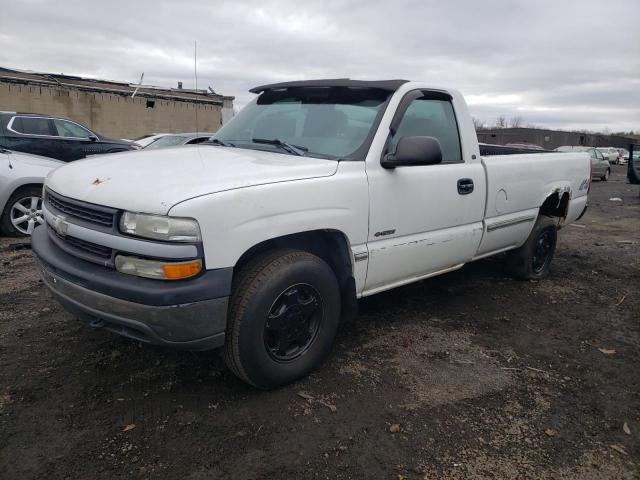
[0,148,63,236]
[555,146,611,181]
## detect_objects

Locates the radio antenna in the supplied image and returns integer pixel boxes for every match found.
[194,40,199,135]
[131,72,144,98]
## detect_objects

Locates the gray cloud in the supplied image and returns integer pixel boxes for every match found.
[1,0,638,132]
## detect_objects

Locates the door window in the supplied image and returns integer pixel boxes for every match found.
[52,119,92,139]
[10,116,53,136]
[389,97,462,163]
[595,150,605,160]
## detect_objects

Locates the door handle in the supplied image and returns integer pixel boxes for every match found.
[457,178,474,195]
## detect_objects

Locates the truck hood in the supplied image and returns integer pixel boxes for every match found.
[46,146,339,214]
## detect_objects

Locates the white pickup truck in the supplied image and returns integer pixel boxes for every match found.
[32,79,590,388]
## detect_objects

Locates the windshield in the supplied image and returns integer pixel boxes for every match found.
[144,135,189,150]
[212,87,391,160]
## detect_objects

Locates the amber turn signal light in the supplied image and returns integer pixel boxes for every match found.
[162,259,202,280]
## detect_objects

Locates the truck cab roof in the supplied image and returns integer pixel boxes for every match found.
[249,79,410,93]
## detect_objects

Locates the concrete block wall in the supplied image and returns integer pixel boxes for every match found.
[0,82,224,139]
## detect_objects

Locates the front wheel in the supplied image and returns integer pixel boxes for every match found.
[601,169,610,181]
[0,185,45,236]
[223,249,341,389]
[506,215,558,280]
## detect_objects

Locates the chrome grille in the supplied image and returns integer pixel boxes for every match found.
[49,226,113,263]
[45,189,115,228]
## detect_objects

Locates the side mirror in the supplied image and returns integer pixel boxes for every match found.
[381,136,443,169]
[88,134,98,142]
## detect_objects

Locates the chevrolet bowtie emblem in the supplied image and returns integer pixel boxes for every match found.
[52,215,69,236]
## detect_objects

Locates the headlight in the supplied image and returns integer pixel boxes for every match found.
[119,212,201,242]
[115,255,202,280]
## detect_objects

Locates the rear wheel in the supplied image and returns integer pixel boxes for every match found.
[0,185,45,236]
[601,168,610,181]
[506,215,557,280]
[223,249,341,389]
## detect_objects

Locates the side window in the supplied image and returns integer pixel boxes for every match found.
[596,150,604,160]
[589,149,597,160]
[389,97,462,163]
[52,119,92,139]
[10,116,53,136]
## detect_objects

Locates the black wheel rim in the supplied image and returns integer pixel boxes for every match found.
[264,283,323,362]
[532,229,554,274]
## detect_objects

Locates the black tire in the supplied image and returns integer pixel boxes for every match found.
[0,185,44,237]
[223,249,341,389]
[601,169,610,181]
[506,215,557,280]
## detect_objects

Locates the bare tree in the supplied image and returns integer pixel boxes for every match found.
[472,116,485,131]
[495,115,507,128]
[509,116,523,128]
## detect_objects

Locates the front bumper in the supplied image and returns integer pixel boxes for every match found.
[32,226,230,350]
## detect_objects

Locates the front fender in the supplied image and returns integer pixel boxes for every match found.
[168,161,369,270]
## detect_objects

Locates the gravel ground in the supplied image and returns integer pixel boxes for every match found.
[0,165,638,479]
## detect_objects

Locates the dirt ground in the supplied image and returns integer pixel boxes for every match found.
[1,166,638,479]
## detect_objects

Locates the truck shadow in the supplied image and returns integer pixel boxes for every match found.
[357,255,508,319]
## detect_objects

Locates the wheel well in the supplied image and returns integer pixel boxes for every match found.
[234,230,358,322]
[539,191,570,226]
[12,183,43,195]
[4,183,43,208]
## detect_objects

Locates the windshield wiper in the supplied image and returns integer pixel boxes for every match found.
[206,138,235,147]
[252,138,308,156]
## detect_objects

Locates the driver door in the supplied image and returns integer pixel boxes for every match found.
[363,91,485,295]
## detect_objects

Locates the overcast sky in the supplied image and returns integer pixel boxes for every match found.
[1,0,639,132]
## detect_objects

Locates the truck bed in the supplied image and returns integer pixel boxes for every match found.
[474,151,590,258]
